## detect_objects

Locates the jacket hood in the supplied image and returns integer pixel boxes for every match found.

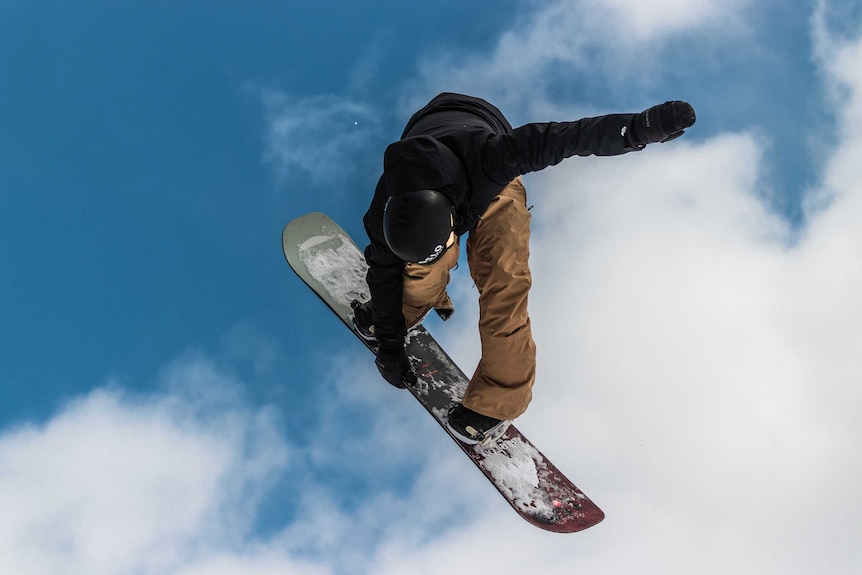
[382,136,465,204]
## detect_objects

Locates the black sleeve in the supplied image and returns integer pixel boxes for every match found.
[480,113,640,184]
[362,184,406,340]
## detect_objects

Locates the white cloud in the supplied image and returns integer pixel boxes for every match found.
[520,130,860,573]
[0,350,490,575]
[405,0,753,118]
[261,91,380,187]
[594,0,750,40]
[0,356,292,575]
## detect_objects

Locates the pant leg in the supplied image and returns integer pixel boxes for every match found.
[401,238,460,329]
[463,177,535,420]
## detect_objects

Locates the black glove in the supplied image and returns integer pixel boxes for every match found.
[374,335,417,389]
[630,101,696,147]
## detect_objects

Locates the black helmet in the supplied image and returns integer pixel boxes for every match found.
[383,189,453,264]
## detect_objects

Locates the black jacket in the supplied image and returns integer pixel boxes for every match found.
[363,93,640,339]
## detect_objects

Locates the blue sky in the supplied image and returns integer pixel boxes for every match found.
[2,1,862,574]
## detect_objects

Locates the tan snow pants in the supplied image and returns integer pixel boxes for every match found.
[401,177,535,420]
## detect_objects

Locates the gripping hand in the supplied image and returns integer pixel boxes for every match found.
[374,335,417,389]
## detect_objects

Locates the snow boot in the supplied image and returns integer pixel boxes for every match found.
[446,403,511,445]
[350,299,377,345]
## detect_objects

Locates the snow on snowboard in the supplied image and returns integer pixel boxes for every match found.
[282,212,604,533]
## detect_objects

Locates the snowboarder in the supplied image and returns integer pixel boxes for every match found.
[353,92,695,444]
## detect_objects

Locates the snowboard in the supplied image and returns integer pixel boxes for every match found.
[282,212,604,533]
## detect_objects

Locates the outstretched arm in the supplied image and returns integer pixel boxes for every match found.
[481,101,696,184]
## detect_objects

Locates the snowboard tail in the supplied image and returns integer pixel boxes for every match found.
[282,212,604,533]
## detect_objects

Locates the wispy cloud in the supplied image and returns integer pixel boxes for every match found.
[260,91,381,188]
[404,0,753,119]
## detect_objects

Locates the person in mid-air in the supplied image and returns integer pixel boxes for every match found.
[353,92,696,444]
